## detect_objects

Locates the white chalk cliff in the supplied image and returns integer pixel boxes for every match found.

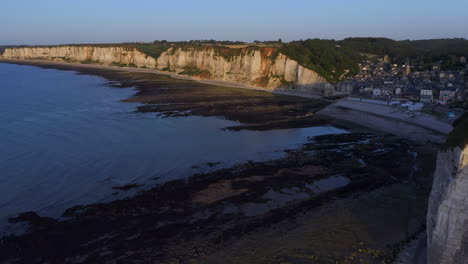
[1,46,157,68]
[0,46,334,94]
[427,143,468,264]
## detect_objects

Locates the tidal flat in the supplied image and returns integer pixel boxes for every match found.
[0,60,438,264]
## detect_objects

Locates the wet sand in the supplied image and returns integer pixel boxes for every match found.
[0,60,439,264]
[319,100,452,144]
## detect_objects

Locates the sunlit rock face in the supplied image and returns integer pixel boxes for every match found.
[427,145,468,264]
[1,46,333,94]
[156,47,333,93]
[1,46,157,68]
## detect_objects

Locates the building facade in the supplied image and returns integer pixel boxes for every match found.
[420,89,434,103]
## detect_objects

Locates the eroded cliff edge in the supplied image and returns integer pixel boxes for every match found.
[0,45,334,95]
[427,114,468,264]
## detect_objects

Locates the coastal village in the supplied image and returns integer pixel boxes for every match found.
[336,54,468,114]
[3,0,468,261]
[1,42,468,263]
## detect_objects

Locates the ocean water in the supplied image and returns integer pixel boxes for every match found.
[0,63,347,225]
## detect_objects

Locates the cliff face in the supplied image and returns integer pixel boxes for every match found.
[0,46,333,94]
[0,46,158,68]
[156,47,333,93]
[427,145,468,264]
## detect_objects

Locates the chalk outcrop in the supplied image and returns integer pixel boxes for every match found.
[427,143,468,264]
[0,46,334,94]
[155,47,333,93]
[1,46,157,68]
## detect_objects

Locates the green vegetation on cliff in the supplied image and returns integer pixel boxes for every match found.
[111,62,138,68]
[339,38,416,57]
[279,38,468,82]
[177,45,247,60]
[135,41,362,83]
[179,65,212,78]
[80,59,100,64]
[135,44,171,59]
[136,43,280,64]
[280,39,361,83]
[340,38,468,57]
[340,38,468,70]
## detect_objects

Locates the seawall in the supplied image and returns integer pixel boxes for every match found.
[317,100,452,144]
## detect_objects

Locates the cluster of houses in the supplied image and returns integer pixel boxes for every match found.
[336,56,467,106]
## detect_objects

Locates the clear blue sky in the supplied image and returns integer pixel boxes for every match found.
[2,0,468,45]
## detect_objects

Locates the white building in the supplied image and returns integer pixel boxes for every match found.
[372,88,381,96]
[420,89,433,103]
[439,90,457,105]
[395,87,402,96]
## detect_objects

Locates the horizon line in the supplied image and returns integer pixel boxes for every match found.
[2,37,468,47]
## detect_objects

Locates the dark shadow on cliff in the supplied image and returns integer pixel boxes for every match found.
[445,112,468,149]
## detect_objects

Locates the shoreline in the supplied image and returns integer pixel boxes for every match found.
[1,58,452,144]
[0,60,440,263]
[318,100,453,144]
[0,130,437,263]
[0,58,326,100]
[0,58,340,132]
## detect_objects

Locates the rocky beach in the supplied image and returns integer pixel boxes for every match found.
[3,0,468,261]
[0,61,439,264]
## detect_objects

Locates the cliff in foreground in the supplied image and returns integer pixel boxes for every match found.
[427,114,468,264]
[0,45,335,95]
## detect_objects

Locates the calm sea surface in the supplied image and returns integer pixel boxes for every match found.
[0,63,346,228]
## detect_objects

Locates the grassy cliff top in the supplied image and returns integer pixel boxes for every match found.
[136,44,277,56]
[340,37,468,58]
[445,111,468,149]
[134,44,171,59]
[1,43,132,48]
[280,39,362,83]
